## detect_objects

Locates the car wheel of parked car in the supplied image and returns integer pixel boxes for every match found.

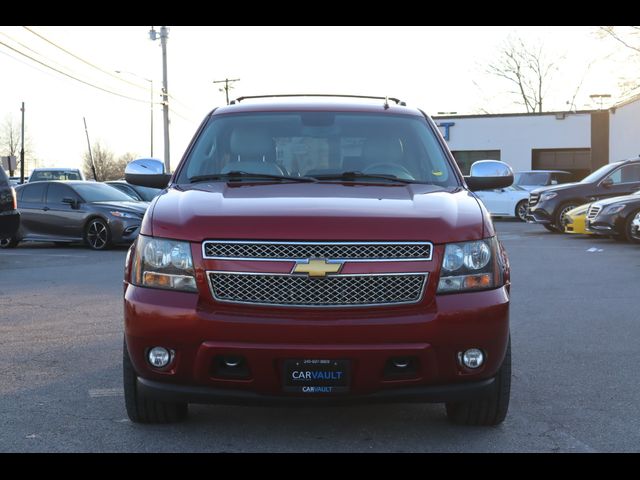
[0,237,19,248]
[85,218,111,250]
[123,339,188,424]
[515,200,528,222]
[445,337,511,426]
[624,210,640,244]
[554,203,579,232]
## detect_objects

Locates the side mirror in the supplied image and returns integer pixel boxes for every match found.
[601,178,614,188]
[62,197,79,209]
[125,158,171,189]
[465,160,514,191]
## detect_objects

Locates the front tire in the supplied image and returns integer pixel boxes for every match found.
[624,210,640,244]
[543,224,559,233]
[0,237,19,248]
[446,338,511,426]
[515,200,528,222]
[123,339,188,424]
[554,203,578,233]
[85,218,111,250]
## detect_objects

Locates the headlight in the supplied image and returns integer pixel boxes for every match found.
[110,210,139,219]
[540,192,558,202]
[437,238,501,294]
[132,235,197,292]
[603,204,625,215]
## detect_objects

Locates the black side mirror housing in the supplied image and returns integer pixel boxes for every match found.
[125,158,171,189]
[62,197,79,209]
[465,160,514,191]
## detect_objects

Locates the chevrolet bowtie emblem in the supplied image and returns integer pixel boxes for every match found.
[292,258,343,277]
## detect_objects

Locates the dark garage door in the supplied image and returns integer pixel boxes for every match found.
[532,148,591,182]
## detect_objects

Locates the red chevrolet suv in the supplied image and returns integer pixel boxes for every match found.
[123,95,513,426]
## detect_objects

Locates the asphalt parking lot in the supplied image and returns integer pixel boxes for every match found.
[1,220,639,452]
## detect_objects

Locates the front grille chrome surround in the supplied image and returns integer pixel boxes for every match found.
[587,205,601,220]
[202,240,432,262]
[207,271,428,308]
[528,193,540,208]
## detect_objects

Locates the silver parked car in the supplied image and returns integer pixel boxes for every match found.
[1,181,148,250]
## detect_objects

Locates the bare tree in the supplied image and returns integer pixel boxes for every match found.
[82,142,136,181]
[0,114,34,176]
[599,26,640,97]
[487,36,560,113]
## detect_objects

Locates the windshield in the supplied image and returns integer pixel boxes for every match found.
[580,163,620,184]
[74,183,138,203]
[514,172,549,186]
[31,170,82,181]
[176,112,458,186]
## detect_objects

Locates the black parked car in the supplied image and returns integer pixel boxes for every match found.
[0,168,20,242]
[528,157,640,232]
[585,190,640,243]
[105,180,161,202]
[1,181,148,250]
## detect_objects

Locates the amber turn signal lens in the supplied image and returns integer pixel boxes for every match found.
[463,274,492,289]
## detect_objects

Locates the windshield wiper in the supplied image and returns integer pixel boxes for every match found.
[189,171,317,183]
[311,171,420,184]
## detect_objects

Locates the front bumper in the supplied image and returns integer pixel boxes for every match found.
[586,212,626,236]
[137,375,496,406]
[124,284,510,402]
[108,218,142,244]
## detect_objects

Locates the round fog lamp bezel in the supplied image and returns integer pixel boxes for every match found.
[147,346,172,368]
[461,348,485,369]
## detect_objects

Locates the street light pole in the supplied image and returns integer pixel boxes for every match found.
[150,26,171,173]
[115,70,154,157]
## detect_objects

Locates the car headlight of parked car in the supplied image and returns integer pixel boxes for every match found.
[602,204,626,215]
[131,235,197,292]
[110,210,140,219]
[540,192,558,202]
[437,237,502,293]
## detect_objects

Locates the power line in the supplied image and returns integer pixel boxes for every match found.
[0,39,149,103]
[22,26,148,92]
[16,26,203,122]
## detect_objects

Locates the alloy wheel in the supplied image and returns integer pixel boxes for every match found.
[87,220,108,250]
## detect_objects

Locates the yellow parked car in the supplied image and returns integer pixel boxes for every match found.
[563,203,594,235]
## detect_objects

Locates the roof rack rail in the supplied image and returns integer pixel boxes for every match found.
[229,94,406,106]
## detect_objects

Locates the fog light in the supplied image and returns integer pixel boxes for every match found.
[461,348,484,369]
[148,347,171,368]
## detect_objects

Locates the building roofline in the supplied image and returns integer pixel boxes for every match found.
[432,109,597,120]
[611,92,640,110]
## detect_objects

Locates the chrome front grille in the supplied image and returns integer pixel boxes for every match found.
[528,193,540,208]
[587,205,601,220]
[203,241,432,261]
[208,272,428,307]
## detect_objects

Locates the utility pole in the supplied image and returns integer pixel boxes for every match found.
[83,117,97,181]
[213,78,240,105]
[20,102,25,183]
[149,26,171,172]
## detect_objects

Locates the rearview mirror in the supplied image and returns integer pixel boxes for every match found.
[125,158,171,189]
[601,178,614,188]
[465,160,514,191]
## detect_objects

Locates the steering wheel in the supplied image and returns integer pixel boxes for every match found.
[362,163,415,180]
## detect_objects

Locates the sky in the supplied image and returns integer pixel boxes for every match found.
[0,26,635,174]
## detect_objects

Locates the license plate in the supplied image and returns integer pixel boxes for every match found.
[283,359,350,394]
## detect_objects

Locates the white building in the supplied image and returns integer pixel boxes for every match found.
[433,93,640,180]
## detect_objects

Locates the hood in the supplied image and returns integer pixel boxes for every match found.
[92,200,149,214]
[145,183,486,244]
[593,193,640,208]
[530,182,581,195]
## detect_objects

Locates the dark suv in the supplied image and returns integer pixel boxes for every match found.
[0,167,20,243]
[528,158,640,231]
[122,95,514,426]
